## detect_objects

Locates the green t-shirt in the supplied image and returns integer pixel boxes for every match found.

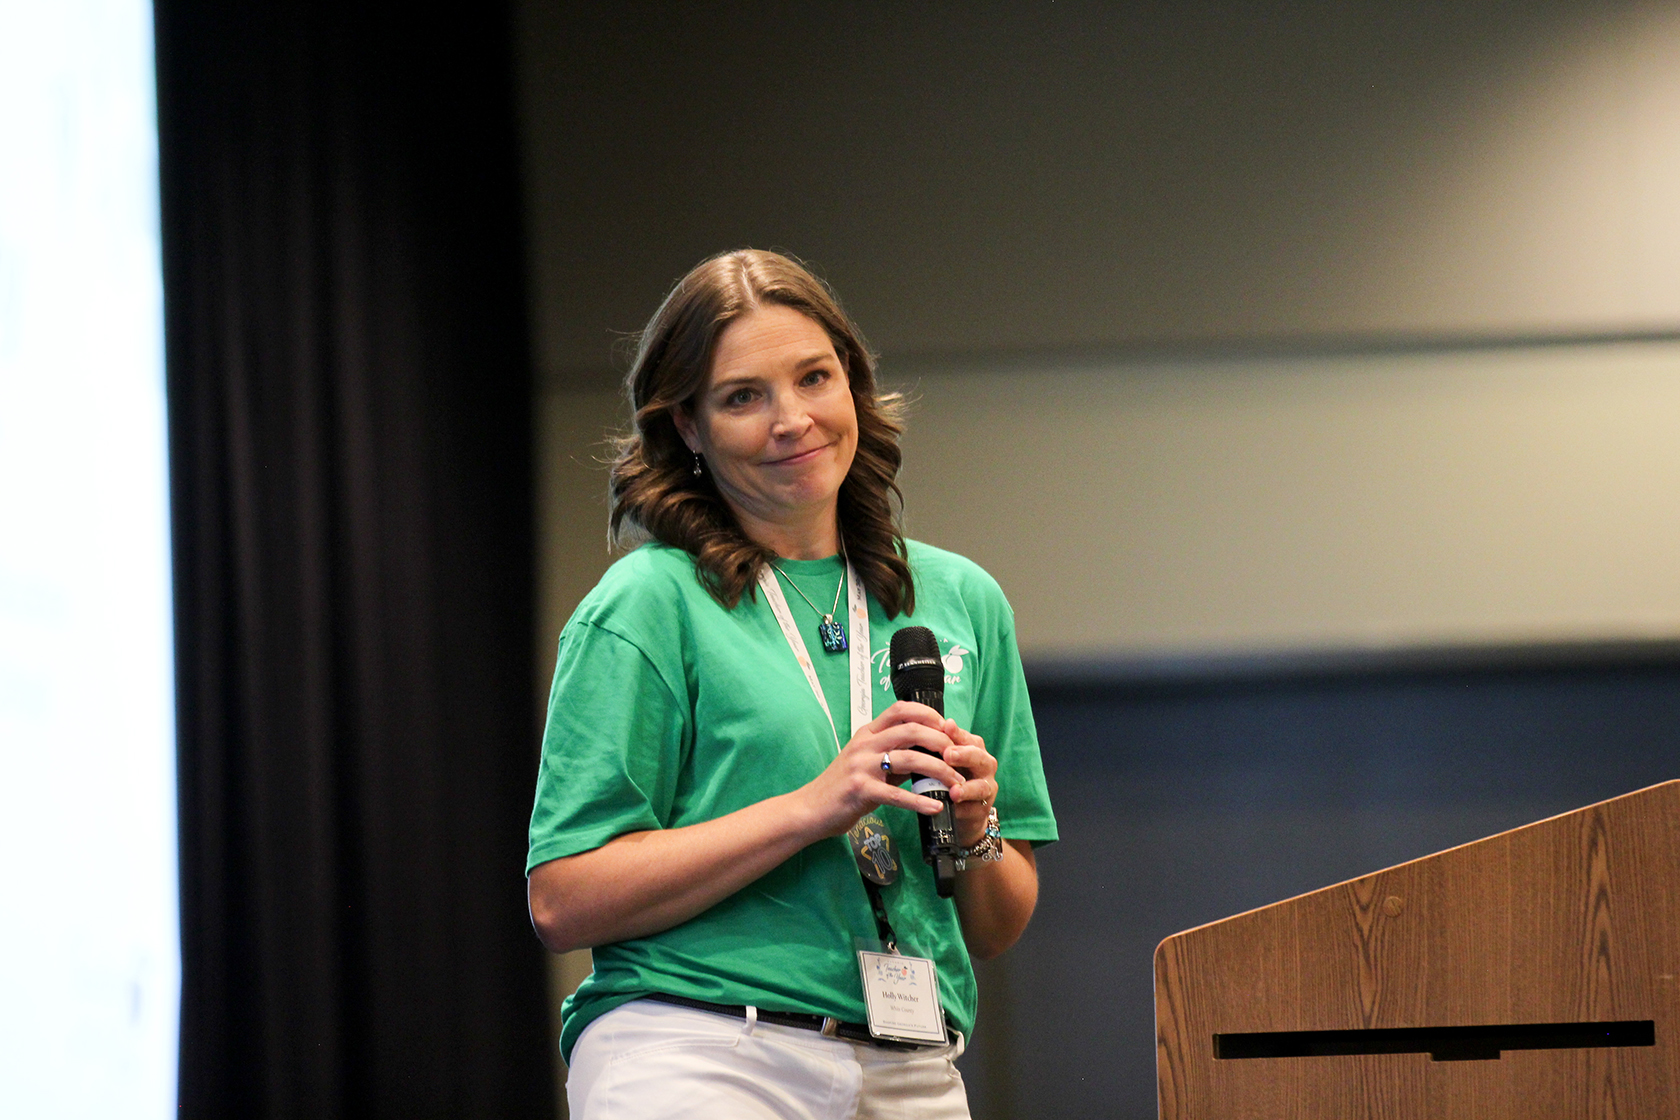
[527,539,1058,1062]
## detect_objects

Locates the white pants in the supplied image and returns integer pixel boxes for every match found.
[567,999,971,1120]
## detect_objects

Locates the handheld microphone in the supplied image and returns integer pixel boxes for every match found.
[889,625,961,898]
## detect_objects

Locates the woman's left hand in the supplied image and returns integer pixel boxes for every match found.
[883,718,1035,960]
[939,720,998,848]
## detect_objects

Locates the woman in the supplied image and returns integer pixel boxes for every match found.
[527,250,1057,1119]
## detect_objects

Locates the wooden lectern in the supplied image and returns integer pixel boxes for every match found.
[1155,780,1679,1118]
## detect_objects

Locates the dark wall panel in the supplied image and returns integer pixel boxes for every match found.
[518,0,1671,382]
[958,662,1680,1119]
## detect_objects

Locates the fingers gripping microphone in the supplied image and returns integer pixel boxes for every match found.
[889,626,961,898]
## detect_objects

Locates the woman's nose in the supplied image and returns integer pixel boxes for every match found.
[768,394,811,439]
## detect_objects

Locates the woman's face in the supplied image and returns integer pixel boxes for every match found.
[673,303,859,550]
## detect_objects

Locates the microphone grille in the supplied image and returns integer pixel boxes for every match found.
[889,626,944,699]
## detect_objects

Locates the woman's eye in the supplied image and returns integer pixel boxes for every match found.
[724,388,757,407]
[801,368,832,388]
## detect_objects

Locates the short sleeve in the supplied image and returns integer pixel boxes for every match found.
[526,621,691,873]
[971,591,1059,845]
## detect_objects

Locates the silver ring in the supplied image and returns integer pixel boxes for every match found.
[880,752,893,775]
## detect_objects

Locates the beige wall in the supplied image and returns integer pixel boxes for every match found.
[891,339,1680,660]
[535,387,621,669]
[538,338,1680,665]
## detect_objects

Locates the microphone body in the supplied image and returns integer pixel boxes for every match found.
[889,626,961,897]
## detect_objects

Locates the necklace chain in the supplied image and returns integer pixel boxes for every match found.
[769,560,845,621]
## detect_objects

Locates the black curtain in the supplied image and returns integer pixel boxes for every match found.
[155,2,553,1116]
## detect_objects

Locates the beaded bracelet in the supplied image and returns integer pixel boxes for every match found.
[955,806,1004,871]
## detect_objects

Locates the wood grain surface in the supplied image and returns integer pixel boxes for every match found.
[1155,780,1680,1119]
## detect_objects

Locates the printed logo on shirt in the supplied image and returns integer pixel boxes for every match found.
[873,636,968,693]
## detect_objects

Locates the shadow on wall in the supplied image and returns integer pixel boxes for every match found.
[519,1,1680,380]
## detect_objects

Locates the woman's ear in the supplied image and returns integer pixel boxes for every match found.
[670,404,700,454]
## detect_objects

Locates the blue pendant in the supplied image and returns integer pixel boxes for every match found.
[818,615,848,653]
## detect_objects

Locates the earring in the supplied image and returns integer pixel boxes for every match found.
[691,452,704,477]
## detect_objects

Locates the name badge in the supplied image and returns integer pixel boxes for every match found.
[856,950,947,1044]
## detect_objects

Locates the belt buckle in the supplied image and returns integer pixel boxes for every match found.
[820,1017,840,1038]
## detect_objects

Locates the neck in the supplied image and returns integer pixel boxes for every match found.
[736,508,840,561]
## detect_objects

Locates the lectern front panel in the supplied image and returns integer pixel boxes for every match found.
[1155,779,1680,1119]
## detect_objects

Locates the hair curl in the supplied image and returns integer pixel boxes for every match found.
[609,249,915,616]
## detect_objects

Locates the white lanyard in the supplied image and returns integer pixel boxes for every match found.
[757,560,872,750]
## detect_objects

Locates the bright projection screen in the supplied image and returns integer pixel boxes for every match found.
[0,1,179,1116]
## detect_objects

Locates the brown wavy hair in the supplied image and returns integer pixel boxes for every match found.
[609,249,915,616]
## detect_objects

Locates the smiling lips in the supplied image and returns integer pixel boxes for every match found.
[764,442,834,467]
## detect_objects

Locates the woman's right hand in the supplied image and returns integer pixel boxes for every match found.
[531,701,969,952]
[793,700,967,839]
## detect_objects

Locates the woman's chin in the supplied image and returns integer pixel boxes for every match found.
[730,487,839,533]
[752,470,843,508]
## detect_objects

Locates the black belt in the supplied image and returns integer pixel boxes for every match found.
[641,992,944,1051]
